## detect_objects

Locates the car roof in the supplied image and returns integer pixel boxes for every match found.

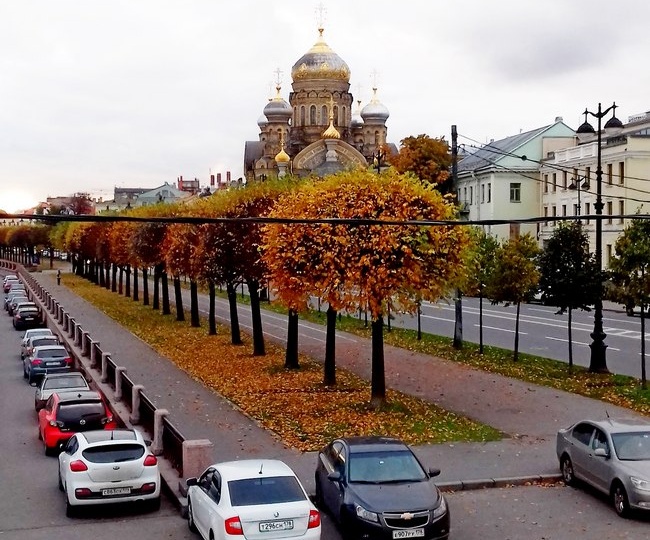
[583,418,650,433]
[55,390,102,403]
[29,335,58,342]
[42,373,87,383]
[210,459,297,480]
[77,429,140,445]
[23,329,53,338]
[32,345,67,353]
[335,436,411,453]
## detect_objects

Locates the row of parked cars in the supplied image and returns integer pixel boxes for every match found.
[11,301,163,518]
[4,273,45,330]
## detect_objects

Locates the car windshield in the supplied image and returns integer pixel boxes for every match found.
[348,450,428,483]
[36,349,66,359]
[82,444,145,463]
[57,402,105,422]
[32,338,58,347]
[612,432,650,460]
[228,476,306,506]
[43,376,87,390]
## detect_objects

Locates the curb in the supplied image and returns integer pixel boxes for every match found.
[437,473,563,492]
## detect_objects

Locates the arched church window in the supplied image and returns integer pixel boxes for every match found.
[320,105,327,125]
[310,105,317,125]
[341,106,347,125]
[334,106,339,126]
[300,106,306,126]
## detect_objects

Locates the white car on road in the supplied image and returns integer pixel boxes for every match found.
[186,459,321,540]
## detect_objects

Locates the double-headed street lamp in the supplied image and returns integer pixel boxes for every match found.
[575,102,623,373]
[568,175,590,219]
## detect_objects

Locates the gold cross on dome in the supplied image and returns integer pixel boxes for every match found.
[315,2,327,31]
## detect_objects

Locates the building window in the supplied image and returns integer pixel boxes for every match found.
[510,183,521,203]
[563,171,568,189]
[487,183,491,202]
[574,202,579,217]
[552,206,557,218]
[543,206,548,226]
[586,166,591,182]
[544,174,549,193]
[619,162,625,185]
[463,187,467,203]
[607,201,613,224]
[562,204,567,217]
[607,163,613,185]
[619,200,625,224]
[300,106,306,126]
[606,244,612,267]
[585,203,590,224]
[321,105,328,124]
[481,184,485,203]
[469,186,473,205]
[552,173,557,192]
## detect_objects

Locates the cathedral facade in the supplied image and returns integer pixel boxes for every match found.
[244,27,395,182]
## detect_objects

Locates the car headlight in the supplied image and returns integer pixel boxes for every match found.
[630,476,650,491]
[432,495,447,519]
[355,504,379,523]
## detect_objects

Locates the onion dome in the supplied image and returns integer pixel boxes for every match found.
[275,147,291,163]
[351,99,363,128]
[291,29,350,83]
[360,87,390,123]
[257,113,268,128]
[263,86,292,122]
[322,119,341,139]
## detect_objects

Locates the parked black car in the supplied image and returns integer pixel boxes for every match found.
[13,305,43,330]
[315,436,450,540]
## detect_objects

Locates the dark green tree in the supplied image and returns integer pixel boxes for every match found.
[538,222,600,369]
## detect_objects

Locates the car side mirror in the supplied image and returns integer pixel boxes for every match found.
[594,448,609,458]
[327,471,342,483]
[186,477,198,487]
[144,439,152,447]
[428,468,441,478]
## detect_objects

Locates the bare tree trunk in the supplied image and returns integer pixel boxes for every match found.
[248,279,265,356]
[226,282,242,345]
[324,306,337,385]
[513,301,521,362]
[568,307,573,369]
[370,317,386,408]
[161,270,171,315]
[133,266,139,302]
[285,309,300,369]
[208,281,217,335]
[174,276,184,321]
[190,281,200,327]
[142,267,149,306]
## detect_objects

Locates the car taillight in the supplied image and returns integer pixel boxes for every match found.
[224,517,243,535]
[64,357,73,365]
[70,460,88,472]
[101,416,113,425]
[140,482,156,493]
[308,509,321,529]
[32,359,43,366]
[75,488,92,498]
[143,455,157,466]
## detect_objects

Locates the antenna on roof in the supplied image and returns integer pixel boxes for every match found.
[259,462,264,475]
[606,410,613,424]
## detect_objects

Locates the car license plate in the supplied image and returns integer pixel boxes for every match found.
[259,520,294,532]
[102,487,131,496]
[45,362,58,366]
[393,530,425,539]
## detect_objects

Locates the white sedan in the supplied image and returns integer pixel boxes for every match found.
[186,459,321,540]
[58,429,161,517]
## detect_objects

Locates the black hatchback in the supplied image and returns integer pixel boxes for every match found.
[315,436,450,540]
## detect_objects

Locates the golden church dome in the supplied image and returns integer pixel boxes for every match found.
[291,29,350,83]
[275,147,291,163]
[322,120,341,139]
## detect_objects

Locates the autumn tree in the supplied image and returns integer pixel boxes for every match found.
[485,233,540,361]
[265,169,468,406]
[462,227,500,354]
[609,218,650,386]
[389,134,452,192]
[538,221,600,368]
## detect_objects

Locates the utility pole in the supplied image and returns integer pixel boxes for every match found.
[451,125,463,349]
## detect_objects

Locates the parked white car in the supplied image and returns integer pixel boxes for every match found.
[20,328,54,358]
[186,459,321,540]
[58,429,161,517]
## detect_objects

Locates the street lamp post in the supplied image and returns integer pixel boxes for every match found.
[576,102,623,373]
[373,147,385,174]
[568,176,590,219]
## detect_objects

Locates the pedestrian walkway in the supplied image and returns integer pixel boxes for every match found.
[28,269,644,499]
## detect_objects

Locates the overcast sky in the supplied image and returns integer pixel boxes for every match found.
[2,0,649,212]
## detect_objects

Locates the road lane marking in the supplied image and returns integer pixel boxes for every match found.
[546,336,620,351]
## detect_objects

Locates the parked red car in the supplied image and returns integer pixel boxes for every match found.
[38,391,118,455]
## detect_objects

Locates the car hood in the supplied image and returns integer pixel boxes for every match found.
[348,480,441,512]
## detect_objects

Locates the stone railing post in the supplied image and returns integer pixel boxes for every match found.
[151,409,169,456]
[182,440,214,480]
[129,385,145,424]
[101,352,111,383]
[114,367,127,401]
[89,340,100,369]
[81,331,90,356]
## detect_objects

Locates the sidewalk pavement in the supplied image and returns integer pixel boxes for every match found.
[28,269,645,503]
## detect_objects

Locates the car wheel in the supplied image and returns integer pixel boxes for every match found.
[23,365,28,379]
[37,428,42,441]
[612,482,631,518]
[340,509,358,540]
[560,455,575,486]
[65,496,77,518]
[58,470,64,492]
[187,497,197,532]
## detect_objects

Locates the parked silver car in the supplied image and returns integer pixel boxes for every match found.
[34,372,90,411]
[557,417,650,517]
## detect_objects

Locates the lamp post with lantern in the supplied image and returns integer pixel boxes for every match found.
[575,102,623,373]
